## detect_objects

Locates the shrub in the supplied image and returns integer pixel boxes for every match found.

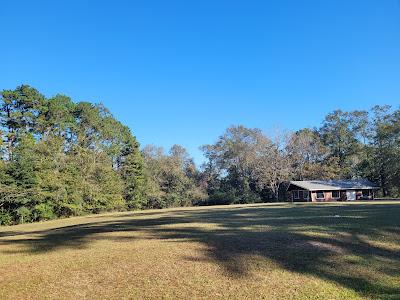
[15,206,32,224]
[0,211,13,225]
[33,203,56,221]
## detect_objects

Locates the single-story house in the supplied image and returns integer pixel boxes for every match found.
[287,179,380,202]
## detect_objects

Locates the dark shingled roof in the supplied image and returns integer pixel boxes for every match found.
[289,179,380,191]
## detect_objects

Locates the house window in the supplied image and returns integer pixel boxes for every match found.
[303,191,309,199]
[332,191,340,198]
[316,191,325,199]
[293,190,299,199]
[362,190,371,197]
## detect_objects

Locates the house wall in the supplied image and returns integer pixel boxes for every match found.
[325,191,333,201]
[311,191,316,202]
[310,190,342,202]
[311,191,331,202]
[288,182,378,202]
[290,189,310,202]
[310,189,376,202]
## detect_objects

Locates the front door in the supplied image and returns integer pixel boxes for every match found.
[346,190,356,201]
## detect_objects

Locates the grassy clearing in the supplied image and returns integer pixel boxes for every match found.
[0,201,399,299]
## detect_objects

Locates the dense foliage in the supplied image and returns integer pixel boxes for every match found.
[142,144,206,208]
[0,85,145,224]
[1,85,399,224]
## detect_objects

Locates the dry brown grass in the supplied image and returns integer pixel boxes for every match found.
[1,201,399,299]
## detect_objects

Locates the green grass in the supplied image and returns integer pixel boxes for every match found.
[1,201,399,299]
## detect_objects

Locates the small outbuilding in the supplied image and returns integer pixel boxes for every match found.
[287,179,380,202]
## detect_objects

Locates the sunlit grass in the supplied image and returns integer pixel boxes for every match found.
[0,201,399,299]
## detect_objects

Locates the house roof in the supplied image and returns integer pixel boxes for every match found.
[289,179,380,191]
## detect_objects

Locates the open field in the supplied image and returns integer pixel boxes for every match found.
[1,201,399,299]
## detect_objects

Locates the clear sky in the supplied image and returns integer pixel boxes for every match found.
[1,0,399,164]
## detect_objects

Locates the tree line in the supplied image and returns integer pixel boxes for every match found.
[0,85,146,225]
[1,85,399,224]
[201,107,400,204]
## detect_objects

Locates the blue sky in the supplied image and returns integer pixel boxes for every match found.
[1,0,399,164]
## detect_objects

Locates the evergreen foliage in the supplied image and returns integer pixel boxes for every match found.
[0,85,145,224]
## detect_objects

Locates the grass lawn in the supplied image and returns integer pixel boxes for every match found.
[0,201,399,299]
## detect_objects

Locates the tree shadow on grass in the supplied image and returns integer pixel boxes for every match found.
[1,203,400,298]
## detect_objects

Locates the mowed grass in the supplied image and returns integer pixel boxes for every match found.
[1,202,400,299]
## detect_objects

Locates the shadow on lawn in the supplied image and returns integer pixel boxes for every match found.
[1,203,400,298]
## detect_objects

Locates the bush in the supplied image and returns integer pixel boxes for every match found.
[199,191,234,206]
[15,206,32,223]
[33,203,56,221]
[0,211,13,225]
